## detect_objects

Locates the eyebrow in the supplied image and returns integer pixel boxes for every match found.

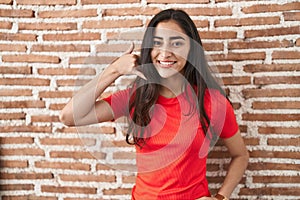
[153,36,185,40]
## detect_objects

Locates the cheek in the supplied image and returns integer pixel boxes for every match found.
[150,50,157,62]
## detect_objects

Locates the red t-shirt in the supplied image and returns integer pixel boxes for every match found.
[103,86,238,200]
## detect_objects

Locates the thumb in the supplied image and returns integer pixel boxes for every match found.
[123,42,134,54]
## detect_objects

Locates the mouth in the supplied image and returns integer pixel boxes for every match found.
[157,60,177,68]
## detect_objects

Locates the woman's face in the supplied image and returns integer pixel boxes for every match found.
[151,20,190,79]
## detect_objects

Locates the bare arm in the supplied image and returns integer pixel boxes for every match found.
[198,130,249,200]
[216,130,249,199]
[60,43,145,127]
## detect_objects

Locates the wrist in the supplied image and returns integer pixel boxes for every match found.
[214,193,229,200]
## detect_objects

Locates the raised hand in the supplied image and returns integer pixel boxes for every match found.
[111,42,146,80]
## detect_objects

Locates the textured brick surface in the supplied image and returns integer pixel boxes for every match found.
[0,0,299,199]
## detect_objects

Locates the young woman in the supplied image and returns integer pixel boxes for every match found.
[60,9,249,200]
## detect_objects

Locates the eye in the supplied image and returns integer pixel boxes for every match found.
[153,40,162,47]
[172,41,184,47]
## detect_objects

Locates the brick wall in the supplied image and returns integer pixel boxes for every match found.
[0,0,299,199]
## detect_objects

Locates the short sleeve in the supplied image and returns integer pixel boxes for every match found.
[102,89,130,119]
[205,89,239,139]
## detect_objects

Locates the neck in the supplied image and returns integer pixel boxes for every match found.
[159,74,185,98]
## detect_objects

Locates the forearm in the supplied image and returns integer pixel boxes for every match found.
[217,154,249,198]
[60,64,120,126]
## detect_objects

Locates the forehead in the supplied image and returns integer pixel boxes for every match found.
[154,20,188,39]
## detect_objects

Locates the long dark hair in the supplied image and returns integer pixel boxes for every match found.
[126,9,226,147]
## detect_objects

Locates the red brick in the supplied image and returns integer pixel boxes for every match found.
[272,51,300,59]
[50,151,105,159]
[2,54,60,63]
[82,0,139,4]
[244,63,300,73]
[202,42,224,51]
[63,198,96,200]
[0,125,52,133]
[149,0,208,3]
[199,31,237,39]
[96,163,112,170]
[210,52,265,61]
[2,196,57,200]
[0,184,34,191]
[245,26,300,38]
[38,67,95,75]
[242,113,300,121]
[31,115,60,123]
[242,88,300,98]
[56,126,115,134]
[194,20,209,28]
[296,38,300,46]
[244,138,259,146]
[254,176,300,184]
[0,44,27,52]
[101,140,130,148]
[248,162,299,171]
[103,7,161,16]
[56,79,91,87]
[49,103,65,110]
[0,89,32,96]
[1,172,53,179]
[184,7,232,16]
[103,188,132,195]
[0,9,34,17]
[229,40,293,50]
[122,175,136,184]
[41,185,96,194]
[32,44,90,52]
[39,91,73,98]
[252,101,300,109]
[284,11,300,21]
[258,127,300,135]
[0,21,12,29]
[242,2,300,13]
[113,152,135,159]
[215,16,280,27]
[0,0,12,4]
[267,138,299,146]
[43,33,100,41]
[35,161,90,171]
[60,174,116,182]
[222,76,251,85]
[249,150,299,159]
[254,76,300,85]
[69,56,116,65]
[0,113,25,120]
[96,43,141,53]
[16,0,76,5]
[19,22,77,31]
[239,187,300,196]
[1,100,45,108]
[0,78,50,86]
[0,33,36,41]
[98,163,136,171]
[0,137,34,144]
[0,160,28,168]
[0,66,31,74]
[40,138,96,146]
[107,31,144,41]
[0,148,44,156]
[38,9,97,18]
[83,19,143,29]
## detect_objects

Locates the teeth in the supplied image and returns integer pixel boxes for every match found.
[159,61,175,65]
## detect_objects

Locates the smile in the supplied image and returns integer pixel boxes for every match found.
[158,60,177,67]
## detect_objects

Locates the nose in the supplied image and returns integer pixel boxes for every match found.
[159,48,172,58]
